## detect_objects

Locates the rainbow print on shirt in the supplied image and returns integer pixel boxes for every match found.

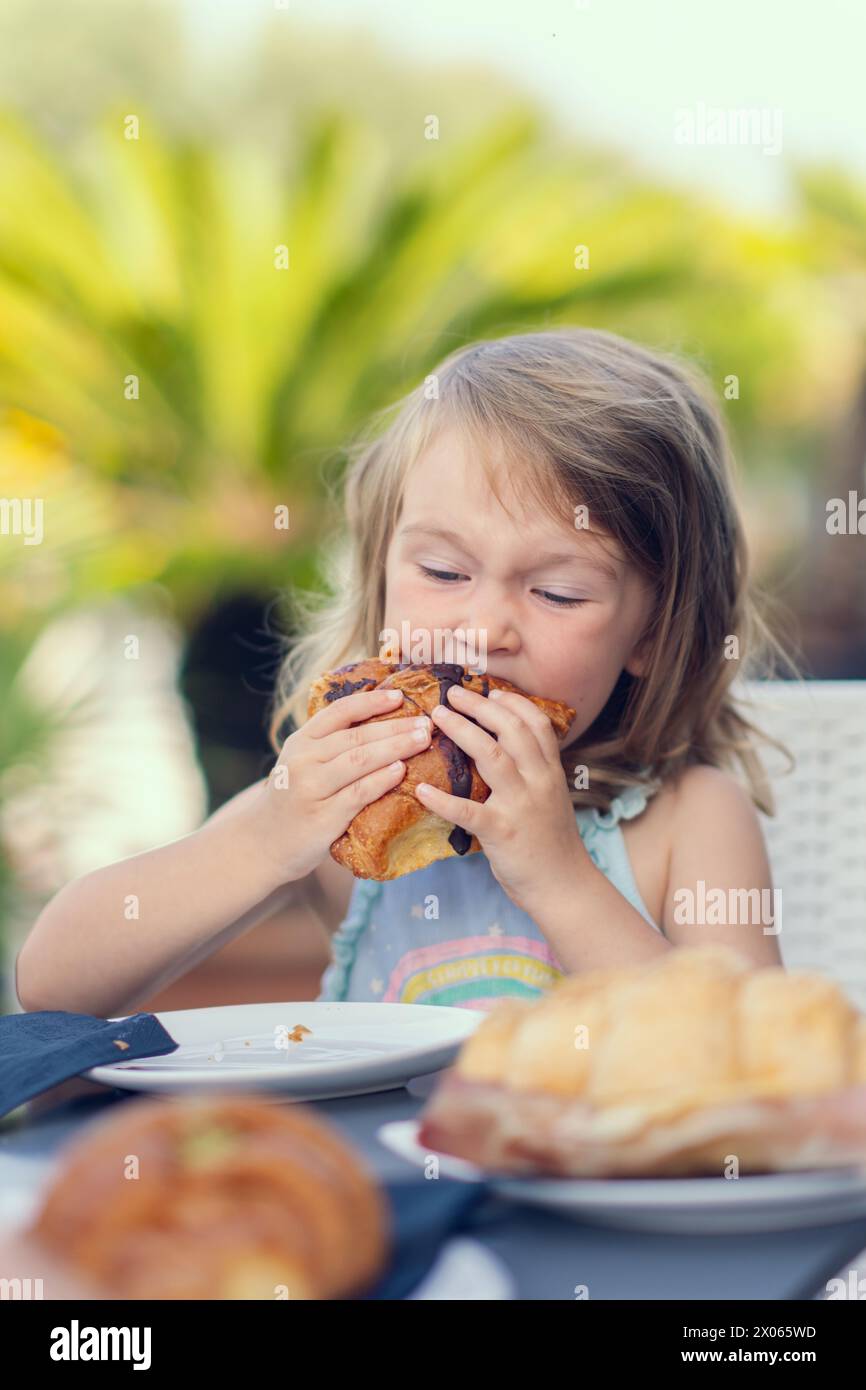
[383,934,565,1009]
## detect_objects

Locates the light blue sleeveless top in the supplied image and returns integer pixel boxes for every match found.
[316,781,662,1011]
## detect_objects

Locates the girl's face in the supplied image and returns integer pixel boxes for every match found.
[382,427,654,748]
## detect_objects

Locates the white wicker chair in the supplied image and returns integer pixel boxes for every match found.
[738,680,866,1012]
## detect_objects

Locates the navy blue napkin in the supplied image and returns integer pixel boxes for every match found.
[0,1010,179,1118]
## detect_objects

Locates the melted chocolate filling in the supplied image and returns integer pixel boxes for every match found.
[323,677,378,702]
[398,662,484,856]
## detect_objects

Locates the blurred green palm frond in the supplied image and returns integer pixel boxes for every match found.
[1,102,840,554]
[795,164,866,259]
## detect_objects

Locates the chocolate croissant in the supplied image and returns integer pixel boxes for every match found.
[28,1096,390,1299]
[417,945,866,1178]
[307,660,576,880]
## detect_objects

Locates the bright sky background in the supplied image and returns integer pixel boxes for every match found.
[181,0,865,220]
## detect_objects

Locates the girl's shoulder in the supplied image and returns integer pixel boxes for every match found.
[640,763,756,842]
[665,762,757,821]
[597,762,747,833]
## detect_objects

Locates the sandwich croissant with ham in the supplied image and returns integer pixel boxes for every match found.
[306,659,575,880]
[418,945,866,1178]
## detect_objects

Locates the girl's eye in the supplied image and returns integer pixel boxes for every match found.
[418,565,464,584]
[417,565,587,608]
[538,591,587,608]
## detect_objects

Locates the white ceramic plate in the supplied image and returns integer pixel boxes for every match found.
[406,1237,515,1299]
[83,1002,481,1101]
[377,1119,866,1235]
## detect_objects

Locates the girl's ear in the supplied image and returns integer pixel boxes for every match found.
[625,587,655,678]
[624,652,646,678]
[624,635,651,678]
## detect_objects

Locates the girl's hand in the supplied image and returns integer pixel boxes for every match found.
[416,684,585,916]
[246,689,432,885]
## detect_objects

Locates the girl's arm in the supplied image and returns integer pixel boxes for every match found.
[14,778,309,1019]
[16,685,431,1017]
[519,765,782,973]
[660,764,784,967]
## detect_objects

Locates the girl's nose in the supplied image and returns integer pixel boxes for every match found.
[456,606,520,657]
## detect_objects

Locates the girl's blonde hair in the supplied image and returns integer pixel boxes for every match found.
[268,327,800,815]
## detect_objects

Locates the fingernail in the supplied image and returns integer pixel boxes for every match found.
[384,690,402,699]
[432,704,447,717]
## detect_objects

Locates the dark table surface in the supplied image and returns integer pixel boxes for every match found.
[2,1071,866,1302]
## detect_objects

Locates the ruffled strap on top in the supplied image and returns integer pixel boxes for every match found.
[320,877,383,1002]
[576,773,660,877]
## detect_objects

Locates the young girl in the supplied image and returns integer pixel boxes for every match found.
[17,328,796,1018]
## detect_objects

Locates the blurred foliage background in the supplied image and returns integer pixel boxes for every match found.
[1,0,866,972]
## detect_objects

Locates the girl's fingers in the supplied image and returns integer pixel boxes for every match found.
[316,710,431,762]
[482,687,563,760]
[414,779,480,832]
[304,687,405,739]
[317,719,432,798]
[430,697,524,792]
[444,685,553,776]
[333,756,409,818]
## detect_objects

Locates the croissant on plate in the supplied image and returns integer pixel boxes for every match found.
[27,1096,391,1299]
[418,945,866,1178]
[306,660,576,880]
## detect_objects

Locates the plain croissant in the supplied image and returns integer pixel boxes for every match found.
[28,1096,391,1299]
